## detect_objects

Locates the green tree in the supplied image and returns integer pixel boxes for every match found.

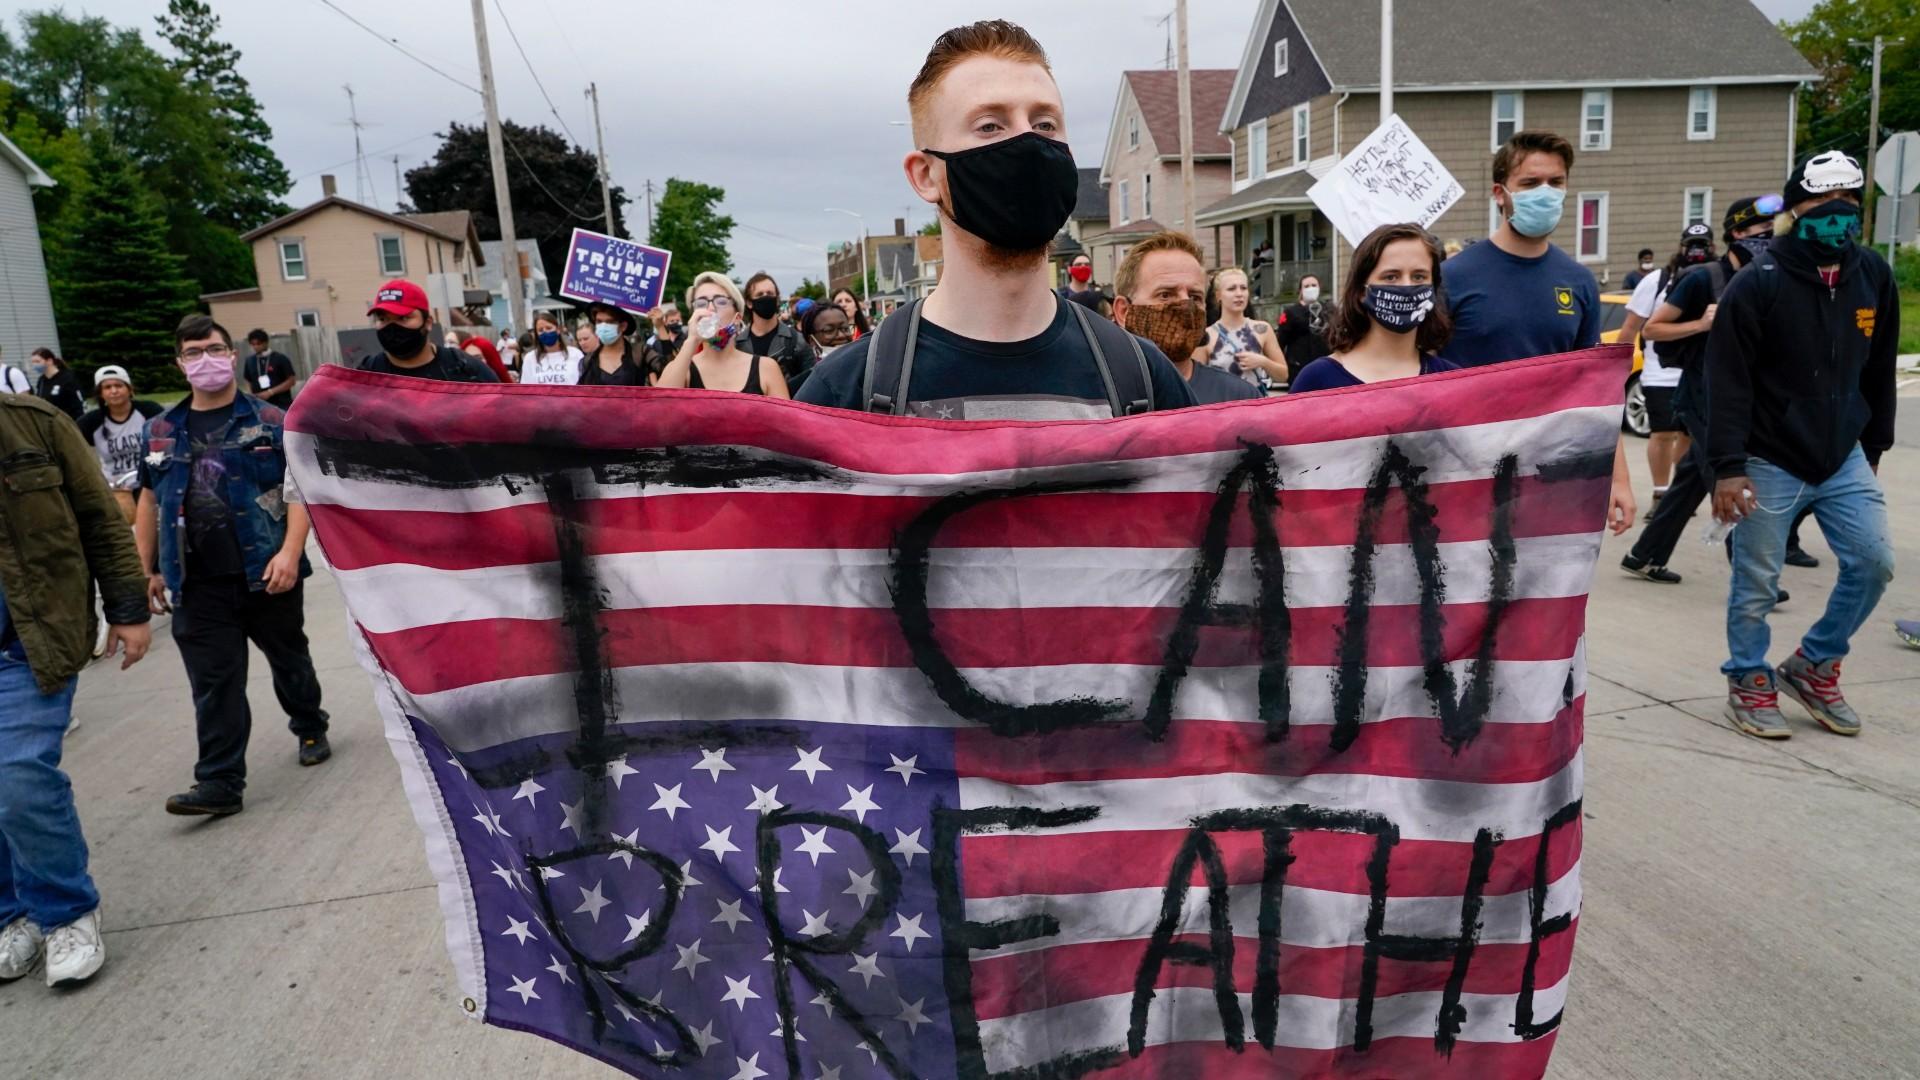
[649,178,734,307]
[405,120,628,294]
[154,0,291,230]
[917,219,941,236]
[795,277,828,302]
[50,134,195,391]
[1782,1,1920,223]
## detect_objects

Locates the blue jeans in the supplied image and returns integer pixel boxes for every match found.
[0,642,98,929]
[1724,447,1895,678]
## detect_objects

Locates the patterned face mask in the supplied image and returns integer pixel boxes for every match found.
[1127,299,1209,362]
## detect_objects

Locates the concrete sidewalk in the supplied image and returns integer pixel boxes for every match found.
[4,447,1919,1079]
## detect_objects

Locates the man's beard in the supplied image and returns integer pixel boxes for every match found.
[941,198,1048,272]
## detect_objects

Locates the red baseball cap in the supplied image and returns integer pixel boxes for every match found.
[368,279,429,317]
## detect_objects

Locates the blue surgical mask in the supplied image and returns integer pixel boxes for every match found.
[1505,185,1565,238]
[537,330,560,349]
[594,323,621,345]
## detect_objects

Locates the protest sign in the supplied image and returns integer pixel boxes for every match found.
[288,348,1623,1078]
[1310,115,1466,247]
[558,228,672,314]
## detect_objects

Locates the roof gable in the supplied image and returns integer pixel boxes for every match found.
[0,130,56,187]
[1123,69,1237,158]
[240,196,466,244]
[1072,168,1108,221]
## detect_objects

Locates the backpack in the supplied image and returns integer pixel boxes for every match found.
[861,298,1155,416]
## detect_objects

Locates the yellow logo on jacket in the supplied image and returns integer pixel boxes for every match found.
[1554,286,1576,316]
[1857,308,1875,338]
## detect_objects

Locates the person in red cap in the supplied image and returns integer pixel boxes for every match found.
[360,280,498,383]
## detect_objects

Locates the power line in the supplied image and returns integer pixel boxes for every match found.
[311,0,481,95]
[490,0,578,144]
[502,131,605,221]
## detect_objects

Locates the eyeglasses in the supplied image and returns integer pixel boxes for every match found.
[691,296,736,311]
[180,344,234,361]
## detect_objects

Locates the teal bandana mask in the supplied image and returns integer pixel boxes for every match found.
[1793,200,1860,257]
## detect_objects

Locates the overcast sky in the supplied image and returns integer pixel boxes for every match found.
[43,0,1820,287]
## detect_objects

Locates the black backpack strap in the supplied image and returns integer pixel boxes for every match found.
[1705,261,1731,300]
[862,300,923,415]
[1066,300,1154,415]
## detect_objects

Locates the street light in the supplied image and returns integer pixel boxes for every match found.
[824,207,869,320]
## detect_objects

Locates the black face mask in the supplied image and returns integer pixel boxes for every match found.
[749,296,781,320]
[924,131,1079,252]
[1733,234,1773,263]
[376,321,428,359]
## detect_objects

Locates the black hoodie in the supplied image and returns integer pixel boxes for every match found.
[1706,232,1899,485]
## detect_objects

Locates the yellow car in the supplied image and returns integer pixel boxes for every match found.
[1597,291,1650,437]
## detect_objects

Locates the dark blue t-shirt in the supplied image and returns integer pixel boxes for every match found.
[1186,362,1264,405]
[1438,240,1601,367]
[795,297,1196,418]
[1288,354,1459,394]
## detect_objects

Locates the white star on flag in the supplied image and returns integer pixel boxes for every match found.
[690,1019,722,1056]
[506,975,540,1004]
[794,826,836,865]
[574,880,611,923]
[790,746,832,782]
[558,799,584,837]
[501,916,535,945]
[848,952,885,987]
[889,828,928,866]
[511,778,545,805]
[809,990,835,1018]
[648,782,690,819]
[896,996,931,1034]
[445,754,467,778]
[843,869,878,905]
[673,939,710,977]
[622,910,652,943]
[838,784,880,823]
[797,909,833,938]
[544,953,573,985]
[886,754,924,785]
[713,898,751,932]
[817,1065,843,1080]
[728,1051,769,1080]
[538,864,566,881]
[743,784,783,814]
[471,804,510,837]
[700,825,740,861]
[604,755,639,789]
[608,828,642,869]
[889,912,930,952]
[693,747,735,781]
[488,860,518,891]
[720,974,760,1011]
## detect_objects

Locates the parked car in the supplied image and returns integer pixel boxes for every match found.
[1597,291,1649,437]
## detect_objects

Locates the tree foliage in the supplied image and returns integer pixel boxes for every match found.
[917,219,942,236]
[649,178,734,307]
[155,0,291,230]
[1783,1,1920,219]
[404,120,627,296]
[50,134,194,390]
[795,277,828,301]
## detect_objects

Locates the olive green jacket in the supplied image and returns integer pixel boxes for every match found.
[0,392,150,693]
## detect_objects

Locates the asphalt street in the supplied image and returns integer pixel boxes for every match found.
[4,396,1920,1079]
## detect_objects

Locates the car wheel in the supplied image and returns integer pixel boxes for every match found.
[1622,372,1651,437]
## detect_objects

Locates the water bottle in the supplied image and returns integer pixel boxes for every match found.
[696,315,718,341]
[1702,516,1739,545]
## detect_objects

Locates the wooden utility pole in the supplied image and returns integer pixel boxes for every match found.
[587,82,616,236]
[1848,35,1905,241]
[1175,0,1196,241]
[1380,0,1394,119]
[469,0,526,334]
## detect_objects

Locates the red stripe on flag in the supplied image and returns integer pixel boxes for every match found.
[955,706,1585,787]
[1069,1033,1560,1079]
[286,346,1629,476]
[361,596,1586,696]
[960,819,1583,901]
[967,924,1578,1022]
[310,473,1610,573]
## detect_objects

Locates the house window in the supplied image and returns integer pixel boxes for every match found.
[1292,103,1310,165]
[1273,38,1289,77]
[1127,114,1140,150]
[1294,219,1312,261]
[1581,89,1612,151]
[1684,187,1713,228]
[1249,118,1268,179]
[1577,192,1608,262]
[1491,91,1524,149]
[377,234,405,275]
[294,310,320,328]
[1142,172,1153,219]
[278,239,307,281]
[1118,179,1131,225]
[1688,86,1716,140]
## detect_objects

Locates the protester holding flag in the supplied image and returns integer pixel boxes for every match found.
[359,280,498,383]
[76,366,163,522]
[135,315,330,817]
[576,303,649,387]
[798,20,1193,417]
[656,272,790,398]
[1708,151,1898,740]
[521,313,583,385]
[1289,223,1459,394]
[1112,231,1260,405]
[1203,266,1289,390]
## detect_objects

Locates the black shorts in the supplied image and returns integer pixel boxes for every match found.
[1642,384,1684,433]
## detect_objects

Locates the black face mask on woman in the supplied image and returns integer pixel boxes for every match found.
[923,131,1080,252]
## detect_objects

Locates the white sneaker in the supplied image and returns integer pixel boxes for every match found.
[44,911,105,987]
[0,916,44,980]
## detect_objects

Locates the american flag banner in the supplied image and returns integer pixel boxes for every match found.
[286,346,1623,1080]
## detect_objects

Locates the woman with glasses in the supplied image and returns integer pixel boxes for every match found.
[655,272,790,398]
[801,303,853,361]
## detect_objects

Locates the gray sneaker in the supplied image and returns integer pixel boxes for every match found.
[1776,651,1862,736]
[0,916,44,981]
[1726,670,1792,739]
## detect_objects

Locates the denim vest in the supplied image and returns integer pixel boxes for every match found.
[141,393,308,597]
